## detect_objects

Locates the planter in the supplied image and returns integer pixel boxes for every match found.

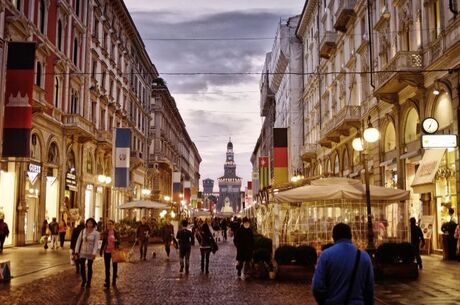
[277,264,315,282]
[375,262,419,280]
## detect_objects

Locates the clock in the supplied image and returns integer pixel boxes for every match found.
[422,117,439,134]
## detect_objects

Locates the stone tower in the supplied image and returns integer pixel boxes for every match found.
[217,139,242,212]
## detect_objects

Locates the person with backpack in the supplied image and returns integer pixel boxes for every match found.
[0,217,10,254]
[410,217,425,269]
[176,219,193,274]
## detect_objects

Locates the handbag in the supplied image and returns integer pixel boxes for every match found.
[210,237,218,254]
[112,249,129,263]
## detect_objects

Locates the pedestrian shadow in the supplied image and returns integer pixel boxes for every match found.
[103,287,124,305]
[74,287,91,305]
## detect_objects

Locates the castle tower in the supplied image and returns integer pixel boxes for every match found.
[217,139,242,213]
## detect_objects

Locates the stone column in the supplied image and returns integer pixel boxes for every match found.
[15,162,27,246]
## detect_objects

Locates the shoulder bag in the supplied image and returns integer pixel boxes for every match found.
[343,248,361,305]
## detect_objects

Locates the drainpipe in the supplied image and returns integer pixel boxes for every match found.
[367,0,375,89]
[317,0,322,128]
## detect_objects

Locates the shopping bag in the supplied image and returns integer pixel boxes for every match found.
[112,249,129,263]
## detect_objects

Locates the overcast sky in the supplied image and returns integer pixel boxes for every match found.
[124,0,303,191]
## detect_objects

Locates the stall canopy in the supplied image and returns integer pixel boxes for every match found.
[274,178,410,202]
[118,200,169,209]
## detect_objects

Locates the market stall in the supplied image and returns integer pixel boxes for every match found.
[270,178,410,250]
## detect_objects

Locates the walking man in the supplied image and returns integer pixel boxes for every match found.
[161,217,174,259]
[312,223,374,305]
[410,217,425,269]
[176,219,193,274]
[48,217,59,249]
[234,217,254,278]
[70,220,85,273]
[136,217,151,260]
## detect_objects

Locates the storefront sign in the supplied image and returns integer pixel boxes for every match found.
[420,215,434,240]
[65,172,77,191]
[422,134,457,149]
[27,163,41,184]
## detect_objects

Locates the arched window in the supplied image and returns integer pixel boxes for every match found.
[434,92,453,130]
[57,20,63,51]
[334,154,340,176]
[54,77,60,108]
[35,62,42,87]
[31,133,41,161]
[39,0,46,34]
[67,149,76,173]
[69,90,78,114]
[47,142,59,165]
[73,38,79,66]
[384,121,396,152]
[404,108,419,144]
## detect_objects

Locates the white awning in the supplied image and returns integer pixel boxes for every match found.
[411,149,445,193]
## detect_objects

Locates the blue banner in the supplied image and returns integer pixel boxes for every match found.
[114,128,131,188]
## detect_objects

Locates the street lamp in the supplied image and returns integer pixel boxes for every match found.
[352,116,380,251]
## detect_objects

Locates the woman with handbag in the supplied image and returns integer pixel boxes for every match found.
[100,219,120,288]
[196,223,215,274]
[75,218,100,288]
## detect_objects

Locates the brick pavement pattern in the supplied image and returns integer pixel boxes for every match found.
[1,242,460,305]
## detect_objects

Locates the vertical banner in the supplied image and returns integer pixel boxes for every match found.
[258,156,269,190]
[273,128,288,186]
[172,171,181,203]
[183,181,191,205]
[2,42,36,157]
[114,128,131,188]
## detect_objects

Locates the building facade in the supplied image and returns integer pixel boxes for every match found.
[296,0,460,252]
[0,0,200,247]
[218,140,242,213]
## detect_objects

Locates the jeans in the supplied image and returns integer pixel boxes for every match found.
[59,232,65,248]
[104,252,118,284]
[179,248,191,272]
[51,234,58,249]
[139,239,148,259]
[0,235,5,252]
[164,241,171,257]
[79,258,94,285]
[200,248,211,272]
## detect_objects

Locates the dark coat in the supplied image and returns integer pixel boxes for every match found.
[234,226,254,261]
[70,224,85,251]
[136,223,151,241]
[100,229,121,256]
[161,223,174,242]
[176,228,193,251]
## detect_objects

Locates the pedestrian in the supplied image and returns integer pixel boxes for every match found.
[220,218,228,241]
[176,219,193,274]
[97,217,104,233]
[48,217,59,249]
[230,216,241,236]
[161,217,174,259]
[75,218,100,288]
[441,208,458,260]
[58,219,67,248]
[41,220,49,250]
[136,216,151,261]
[234,217,254,278]
[100,219,120,288]
[70,220,85,274]
[196,223,215,274]
[312,223,374,305]
[191,218,198,246]
[0,217,10,254]
[410,217,425,269]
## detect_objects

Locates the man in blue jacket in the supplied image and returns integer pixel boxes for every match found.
[313,223,374,305]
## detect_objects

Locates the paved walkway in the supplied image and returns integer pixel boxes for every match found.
[1,241,460,304]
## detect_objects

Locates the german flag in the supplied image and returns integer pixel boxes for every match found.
[258,156,269,190]
[273,128,288,186]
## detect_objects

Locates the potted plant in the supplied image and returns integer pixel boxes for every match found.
[275,245,317,281]
[375,242,418,280]
[251,235,273,279]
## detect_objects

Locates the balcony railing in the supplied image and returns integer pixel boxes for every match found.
[334,0,356,32]
[97,130,113,145]
[301,143,320,161]
[320,105,361,146]
[375,51,423,95]
[319,31,338,59]
[62,114,95,139]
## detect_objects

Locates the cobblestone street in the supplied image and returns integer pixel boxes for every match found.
[1,241,460,305]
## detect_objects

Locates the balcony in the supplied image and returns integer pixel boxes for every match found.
[301,144,320,161]
[319,31,338,59]
[62,114,95,142]
[130,150,144,169]
[374,51,424,101]
[32,85,48,113]
[334,0,356,32]
[260,73,274,116]
[96,130,113,148]
[319,105,361,148]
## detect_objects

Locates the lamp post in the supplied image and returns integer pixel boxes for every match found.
[352,116,380,251]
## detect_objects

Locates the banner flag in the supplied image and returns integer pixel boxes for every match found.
[2,42,36,157]
[258,156,269,190]
[173,171,182,202]
[273,128,288,186]
[184,181,191,204]
[114,128,131,188]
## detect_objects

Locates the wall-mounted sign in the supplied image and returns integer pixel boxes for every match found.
[422,134,457,149]
[65,172,77,191]
[27,163,41,184]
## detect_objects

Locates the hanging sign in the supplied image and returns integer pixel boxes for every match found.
[421,134,457,149]
[27,163,41,184]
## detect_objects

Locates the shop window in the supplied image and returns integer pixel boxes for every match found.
[434,92,453,130]
[384,122,396,152]
[404,108,419,144]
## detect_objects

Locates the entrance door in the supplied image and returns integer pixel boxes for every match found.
[25,197,38,243]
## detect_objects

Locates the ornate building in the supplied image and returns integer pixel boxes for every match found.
[218,140,242,213]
